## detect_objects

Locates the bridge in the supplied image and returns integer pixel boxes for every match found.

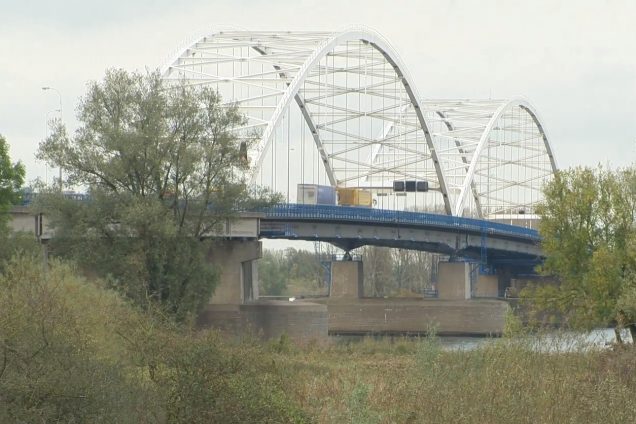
[162,28,556,264]
[163,27,557,223]
[8,28,559,339]
[162,28,558,338]
[258,203,540,265]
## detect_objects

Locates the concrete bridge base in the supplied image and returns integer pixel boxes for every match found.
[202,240,329,342]
[197,301,328,343]
[437,261,505,299]
[330,260,363,298]
[325,298,509,336]
[206,240,262,304]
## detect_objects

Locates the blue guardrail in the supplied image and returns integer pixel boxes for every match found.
[256,204,540,241]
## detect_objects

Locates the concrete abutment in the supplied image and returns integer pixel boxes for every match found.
[199,239,329,342]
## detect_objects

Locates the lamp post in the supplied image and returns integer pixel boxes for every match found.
[43,109,61,185]
[42,86,63,190]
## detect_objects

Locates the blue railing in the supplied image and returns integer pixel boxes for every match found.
[257,203,540,241]
[20,191,91,206]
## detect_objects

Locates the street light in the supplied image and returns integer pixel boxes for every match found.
[43,109,61,185]
[42,86,63,190]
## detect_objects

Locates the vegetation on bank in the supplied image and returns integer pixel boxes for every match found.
[523,166,636,340]
[2,250,634,423]
[35,69,279,321]
[0,252,307,423]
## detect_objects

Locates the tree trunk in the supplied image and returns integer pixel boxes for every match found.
[614,327,624,344]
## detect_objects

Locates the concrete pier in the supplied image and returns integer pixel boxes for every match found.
[197,301,328,343]
[437,261,471,300]
[201,240,329,342]
[330,260,363,298]
[325,298,509,336]
[207,240,262,304]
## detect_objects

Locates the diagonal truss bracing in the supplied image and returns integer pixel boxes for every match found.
[161,29,557,219]
[162,28,452,214]
[420,98,557,218]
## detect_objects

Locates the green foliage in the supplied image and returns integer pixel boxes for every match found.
[503,307,527,338]
[346,383,380,424]
[259,248,325,296]
[0,254,150,423]
[0,231,41,272]
[260,250,289,295]
[36,69,279,320]
[123,328,309,424]
[528,165,636,339]
[0,134,25,232]
[0,253,308,423]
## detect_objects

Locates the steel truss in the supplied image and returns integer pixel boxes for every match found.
[421,98,557,218]
[162,29,557,219]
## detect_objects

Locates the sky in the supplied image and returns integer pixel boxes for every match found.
[1,0,635,184]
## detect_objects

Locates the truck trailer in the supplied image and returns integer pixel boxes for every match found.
[297,184,337,205]
[336,187,373,207]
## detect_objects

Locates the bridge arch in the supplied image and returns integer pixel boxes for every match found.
[162,28,453,214]
[422,98,558,218]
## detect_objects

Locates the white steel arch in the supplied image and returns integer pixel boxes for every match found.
[162,28,453,214]
[422,98,557,218]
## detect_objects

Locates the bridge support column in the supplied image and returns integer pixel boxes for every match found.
[474,273,499,298]
[330,260,364,298]
[206,240,261,304]
[437,261,471,300]
[198,239,328,343]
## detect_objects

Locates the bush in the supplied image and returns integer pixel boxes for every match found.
[0,254,150,423]
[0,253,309,423]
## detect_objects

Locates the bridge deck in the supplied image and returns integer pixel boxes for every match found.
[257,204,540,242]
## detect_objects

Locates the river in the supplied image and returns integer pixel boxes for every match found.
[332,328,633,352]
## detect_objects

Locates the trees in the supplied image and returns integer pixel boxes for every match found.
[259,248,325,296]
[259,250,288,296]
[362,246,394,297]
[0,254,149,423]
[0,134,25,231]
[37,69,279,321]
[0,253,307,423]
[530,166,636,340]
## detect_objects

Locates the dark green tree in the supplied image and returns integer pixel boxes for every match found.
[259,250,288,296]
[0,134,25,232]
[528,166,636,340]
[37,69,279,321]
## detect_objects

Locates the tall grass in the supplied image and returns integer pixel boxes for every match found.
[274,333,636,423]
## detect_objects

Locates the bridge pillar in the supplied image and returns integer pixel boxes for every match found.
[437,261,471,300]
[206,240,261,304]
[330,260,364,298]
[474,273,500,298]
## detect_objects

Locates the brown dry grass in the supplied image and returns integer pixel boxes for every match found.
[271,335,636,424]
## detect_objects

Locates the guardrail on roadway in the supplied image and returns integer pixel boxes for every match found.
[256,204,540,241]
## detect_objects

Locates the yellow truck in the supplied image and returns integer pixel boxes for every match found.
[337,187,373,207]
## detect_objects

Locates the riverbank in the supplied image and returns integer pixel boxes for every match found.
[4,255,634,423]
[274,334,636,423]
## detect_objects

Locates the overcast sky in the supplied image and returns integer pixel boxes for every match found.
[1,0,635,184]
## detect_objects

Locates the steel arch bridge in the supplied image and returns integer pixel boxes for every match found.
[162,28,557,220]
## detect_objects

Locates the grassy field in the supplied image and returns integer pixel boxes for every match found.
[271,334,636,424]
